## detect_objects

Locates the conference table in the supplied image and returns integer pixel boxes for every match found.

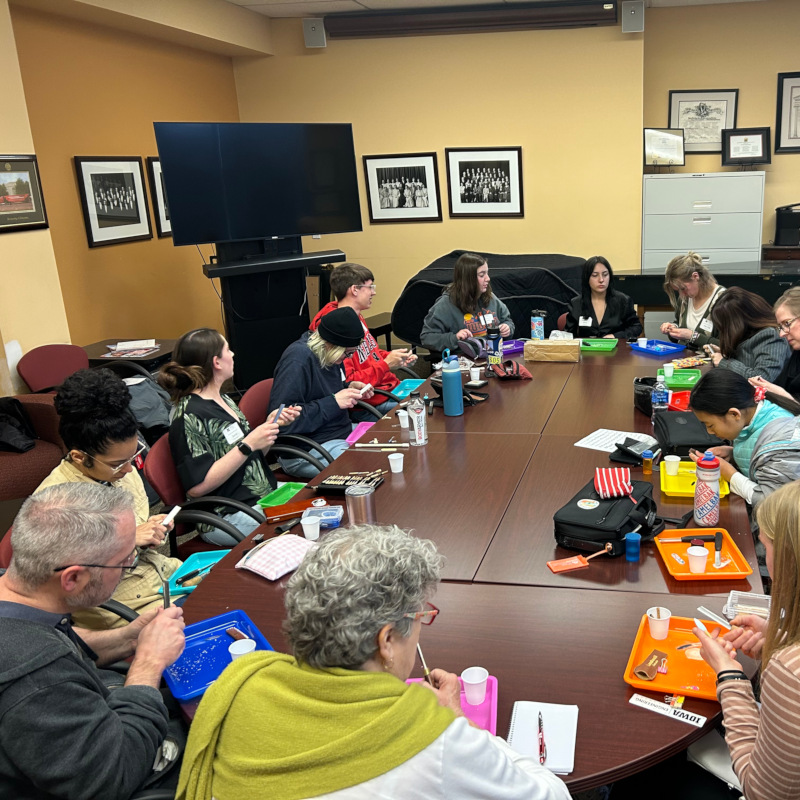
[183,344,761,793]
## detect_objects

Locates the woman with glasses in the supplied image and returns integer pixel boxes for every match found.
[748,287,800,403]
[34,368,181,629]
[177,525,569,800]
[660,252,726,351]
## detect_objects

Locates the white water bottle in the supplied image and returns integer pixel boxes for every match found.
[694,450,720,527]
[408,391,428,447]
[650,377,669,428]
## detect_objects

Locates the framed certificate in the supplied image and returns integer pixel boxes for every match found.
[668,89,738,153]
[776,71,800,154]
[643,128,685,167]
[721,127,771,166]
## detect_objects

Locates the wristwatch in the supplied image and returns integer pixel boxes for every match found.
[237,440,252,456]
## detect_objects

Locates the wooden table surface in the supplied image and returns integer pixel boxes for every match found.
[183,344,762,792]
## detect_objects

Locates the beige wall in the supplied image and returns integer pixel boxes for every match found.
[643,0,800,245]
[234,20,645,316]
[10,6,240,345]
[0,0,69,387]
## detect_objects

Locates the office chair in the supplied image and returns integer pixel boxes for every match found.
[390,280,446,354]
[16,344,90,393]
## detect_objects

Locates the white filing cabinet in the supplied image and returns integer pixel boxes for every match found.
[642,172,765,275]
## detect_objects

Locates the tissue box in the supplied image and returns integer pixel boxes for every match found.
[524,339,580,363]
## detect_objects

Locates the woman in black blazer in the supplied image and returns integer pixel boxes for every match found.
[565,256,642,340]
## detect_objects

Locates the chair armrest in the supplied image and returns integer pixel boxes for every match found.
[99,598,139,622]
[352,400,383,420]
[16,395,65,451]
[173,509,245,543]
[181,496,262,523]
[368,388,401,404]
[275,434,333,464]
[395,365,421,380]
[269,444,326,472]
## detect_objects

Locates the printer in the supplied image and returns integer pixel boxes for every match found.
[775,203,800,246]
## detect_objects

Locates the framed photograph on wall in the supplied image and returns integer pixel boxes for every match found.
[146,157,171,237]
[362,152,442,223]
[445,147,523,218]
[0,155,48,234]
[74,156,152,247]
[721,127,771,166]
[776,71,800,154]
[643,128,685,167]
[668,89,738,153]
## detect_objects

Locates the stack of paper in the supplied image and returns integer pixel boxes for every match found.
[507,701,579,775]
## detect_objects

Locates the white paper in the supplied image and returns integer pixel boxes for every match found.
[110,339,156,351]
[573,429,656,453]
[507,701,579,775]
[629,694,707,728]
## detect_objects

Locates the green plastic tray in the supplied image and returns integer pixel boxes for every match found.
[257,482,306,508]
[581,338,619,351]
[657,368,701,390]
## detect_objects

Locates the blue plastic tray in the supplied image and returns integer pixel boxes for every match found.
[629,339,685,356]
[392,379,425,398]
[164,610,273,701]
[158,550,228,597]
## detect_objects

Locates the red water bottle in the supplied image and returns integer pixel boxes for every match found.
[694,450,720,527]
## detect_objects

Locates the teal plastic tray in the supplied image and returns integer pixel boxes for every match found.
[159,550,228,596]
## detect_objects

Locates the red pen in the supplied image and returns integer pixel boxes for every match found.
[538,712,547,765]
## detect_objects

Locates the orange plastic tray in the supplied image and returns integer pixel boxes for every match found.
[623,614,721,701]
[654,528,752,581]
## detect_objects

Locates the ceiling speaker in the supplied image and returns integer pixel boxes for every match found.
[621,1,644,33]
[303,18,327,48]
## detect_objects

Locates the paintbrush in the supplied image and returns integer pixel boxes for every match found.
[417,643,433,685]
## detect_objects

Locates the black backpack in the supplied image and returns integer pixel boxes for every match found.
[652,410,724,457]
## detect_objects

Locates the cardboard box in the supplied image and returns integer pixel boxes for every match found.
[524,339,580,363]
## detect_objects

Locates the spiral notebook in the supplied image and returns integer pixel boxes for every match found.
[507,701,579,775]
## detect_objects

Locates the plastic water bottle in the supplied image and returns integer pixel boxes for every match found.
[486,326,502,368]
[694,450,721,527]
[650,377,669,428]
[441,355,464,417]
[408,391,428,447]
[531,310,546,340]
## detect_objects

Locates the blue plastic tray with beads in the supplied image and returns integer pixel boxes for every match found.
[301,505,344,528]
[629,339,685,356]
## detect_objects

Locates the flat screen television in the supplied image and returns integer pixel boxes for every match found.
[153,122,362,247]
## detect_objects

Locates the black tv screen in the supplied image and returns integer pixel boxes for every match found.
[153,122,362,246]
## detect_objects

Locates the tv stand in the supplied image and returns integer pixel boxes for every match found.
[204,239,346,388]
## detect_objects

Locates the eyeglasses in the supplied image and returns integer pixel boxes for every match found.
[778,316,800,332]
[403,602,439,626]
[82,442,146,474]
[53,548,139,573]
[355,284,377,293]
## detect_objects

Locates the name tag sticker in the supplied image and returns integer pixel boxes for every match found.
[699,318,714,333]
[579,316,592,327]
[222,422,244,445]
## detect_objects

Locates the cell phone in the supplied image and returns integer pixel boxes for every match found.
[274,403,286,423]
[465,379,488,389]
[615,438,661,461]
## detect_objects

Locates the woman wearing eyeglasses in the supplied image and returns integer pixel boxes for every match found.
[34,368,181,630]
[177,525,569,800]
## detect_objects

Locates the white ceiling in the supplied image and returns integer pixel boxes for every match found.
[223,0,764,20]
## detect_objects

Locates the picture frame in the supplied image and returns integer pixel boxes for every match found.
[668,89,738,154]
[146,156,171,237]
[643,128,685,167]
[74,156,152,247]
[775,71,800,154]
[721,127,771,166]
[362,152,442,223]
[445,147,523,218]
[0,155,48,234]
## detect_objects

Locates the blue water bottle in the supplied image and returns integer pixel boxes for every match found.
[441,351,464,417]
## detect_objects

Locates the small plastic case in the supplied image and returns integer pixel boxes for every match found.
[301,505,344,529]
[723,590,771,620]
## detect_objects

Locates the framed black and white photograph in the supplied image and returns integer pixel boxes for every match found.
[668,90,738,153]
[445,147,523,218]
[362,152,442,223]
[643,128,685,167]
[721,127,771,166]
[74,157,152,247]
[146,156,171,237]
[776,72,800,154]
[0,155,48,234]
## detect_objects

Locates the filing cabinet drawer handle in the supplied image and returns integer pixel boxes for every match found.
[692,217,712,225]
[693,201,713,209]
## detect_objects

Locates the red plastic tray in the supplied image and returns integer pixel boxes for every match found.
[407,675,498,734]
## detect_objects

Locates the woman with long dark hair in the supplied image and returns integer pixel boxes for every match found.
[159,328,299,544]
[564,256,642,340]
[705,287,789,380]
[421,253,514,354]
[688,368,800,507]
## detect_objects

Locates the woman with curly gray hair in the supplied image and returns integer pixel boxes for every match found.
[177,526,569,800]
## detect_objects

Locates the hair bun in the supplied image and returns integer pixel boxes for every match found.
[55,369,131,419]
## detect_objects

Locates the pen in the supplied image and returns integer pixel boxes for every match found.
[175,562,215,586]
[417,643,433,685]
[538,712,547,765]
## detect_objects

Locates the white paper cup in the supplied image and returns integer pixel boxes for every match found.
[663,363,675,378]
[469,367,481,381]
[388,452,404,473]
[397,409,409,429]
[646,607,671,640]
[229,639,256,660]
[460,666,489,705]
[301,517,321,541]
[663,455,681,476]
[637,337,648,349]
[687,545,709,574]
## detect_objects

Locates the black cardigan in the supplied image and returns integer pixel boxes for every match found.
[776,349,800,401]
[565,290,642,339]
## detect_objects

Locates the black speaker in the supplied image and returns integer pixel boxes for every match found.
[621,1,644,33]
[775,204,800,247]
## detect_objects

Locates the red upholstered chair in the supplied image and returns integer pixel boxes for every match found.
[557,313,568,331]
[0,527,12,569]
[0,394,66,503]
[16,344,90,393]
